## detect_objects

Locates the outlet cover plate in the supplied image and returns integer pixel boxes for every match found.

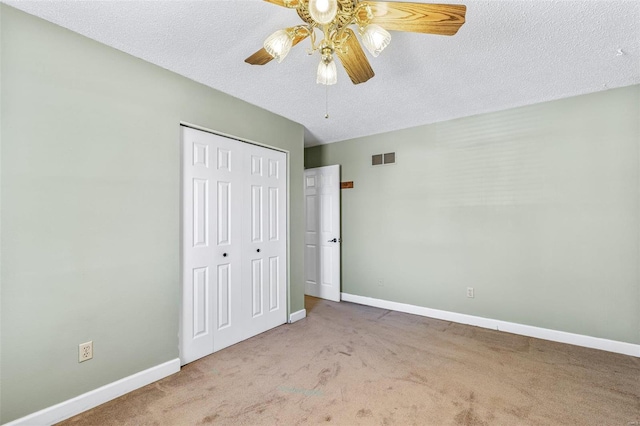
[466,287,475,298]
[79,341,93,362]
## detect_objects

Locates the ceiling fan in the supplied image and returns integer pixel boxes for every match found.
[245,0,466,85]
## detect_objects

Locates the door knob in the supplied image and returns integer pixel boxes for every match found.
[257,249,261,253]
[223,253,228,257]
[328,238,337,243]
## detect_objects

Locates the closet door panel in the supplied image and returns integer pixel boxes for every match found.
[181,129,215,364]
[181,127,244,364]
[210,134,244,352]
[242,145,287,338]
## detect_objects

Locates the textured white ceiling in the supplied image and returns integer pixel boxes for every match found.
[5,0,640,146]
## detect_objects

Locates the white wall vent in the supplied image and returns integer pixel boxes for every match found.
[372,152,396,166]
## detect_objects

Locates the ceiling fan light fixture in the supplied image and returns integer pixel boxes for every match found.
[317,54,337,85]
[308,0,338,25]
[359,24,391,57]
[246,0,467,87]
[263,29,294,63]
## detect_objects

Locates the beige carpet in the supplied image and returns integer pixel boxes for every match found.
[60,296,640,425]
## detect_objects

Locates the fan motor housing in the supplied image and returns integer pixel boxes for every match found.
[297,0,358,28]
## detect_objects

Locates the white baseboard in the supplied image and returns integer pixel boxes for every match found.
[289,309,306,323]
[5,358,181,426]
[341,293,640,358]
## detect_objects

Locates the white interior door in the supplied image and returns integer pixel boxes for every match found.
[304,165,341,302]
[181,126,287,365]
[243,145,288,338]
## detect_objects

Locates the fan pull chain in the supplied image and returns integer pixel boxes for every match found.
[325,84,329,119]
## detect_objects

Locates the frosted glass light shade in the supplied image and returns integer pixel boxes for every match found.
[359,24,391,57]
[316,58,337,85]
[308,0,338,25]
[264,29,294,63]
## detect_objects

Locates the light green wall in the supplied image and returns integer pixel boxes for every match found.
[306,85,640,346]
[0,5,304,423]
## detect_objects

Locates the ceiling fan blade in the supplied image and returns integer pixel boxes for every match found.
[263,0,299,8]
[336,29,375,84]
[360,2,466,35]
[245,30,310,65]
[245,48,275,66]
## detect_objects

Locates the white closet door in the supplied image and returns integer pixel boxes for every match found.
[181,126,288,365]
[242,145,287,338]
[181,127,243,364]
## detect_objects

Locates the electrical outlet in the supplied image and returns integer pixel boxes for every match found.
[79,341,93,362]
[466,287,475,298]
